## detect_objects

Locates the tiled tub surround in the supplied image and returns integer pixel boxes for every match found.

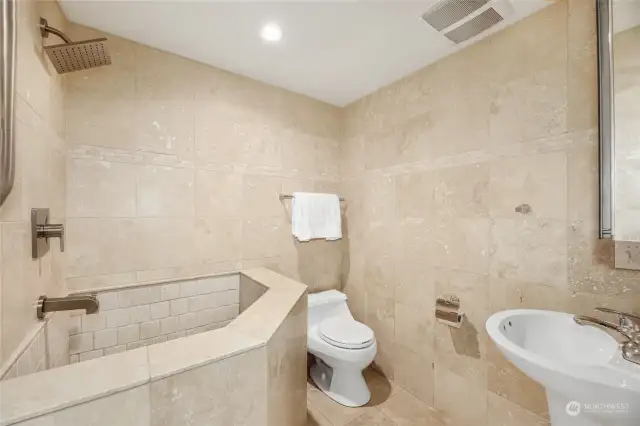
[64,23,344,295]
[0,312,69,381]
[69,274,240,363]
[340,1,640,426]
[0,268,308,426]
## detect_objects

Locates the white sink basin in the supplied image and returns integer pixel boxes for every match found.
[486,309,640,426]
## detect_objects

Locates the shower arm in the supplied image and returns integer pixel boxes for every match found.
[0,0,17,208]
[39,17,72,44]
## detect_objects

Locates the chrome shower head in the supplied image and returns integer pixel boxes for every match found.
[40,17,111,74]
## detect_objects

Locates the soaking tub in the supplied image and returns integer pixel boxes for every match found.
[0,268,307,426]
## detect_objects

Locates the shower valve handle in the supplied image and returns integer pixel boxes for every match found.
[37,223,64,252]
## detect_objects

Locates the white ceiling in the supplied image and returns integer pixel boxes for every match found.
[59,0,551,106]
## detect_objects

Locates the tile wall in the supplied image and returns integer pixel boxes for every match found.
[63,24,344,294]
[69,274,239,363]
[0,0,68,369]
[340,1,640,425]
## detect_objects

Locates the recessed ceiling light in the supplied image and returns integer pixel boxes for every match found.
[260,23,282,43]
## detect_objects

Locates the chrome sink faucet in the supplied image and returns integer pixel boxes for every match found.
[574,307,640,366]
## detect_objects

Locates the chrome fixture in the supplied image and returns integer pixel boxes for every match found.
[574,307,640,366]
[39,17,111,74]
[0,0,17,208]
[37,294,99,320]
[279,194,346,202]
[597,0,615,239]
[435,294,464,328]
[31,208,64,259]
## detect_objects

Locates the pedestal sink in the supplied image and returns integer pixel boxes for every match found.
[486,310,640,426]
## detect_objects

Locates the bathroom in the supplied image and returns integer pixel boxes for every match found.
[0,0,638,425]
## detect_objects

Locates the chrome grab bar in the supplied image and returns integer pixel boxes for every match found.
[0,0,17,207]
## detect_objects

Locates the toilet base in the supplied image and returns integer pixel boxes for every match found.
[310,358,371,407]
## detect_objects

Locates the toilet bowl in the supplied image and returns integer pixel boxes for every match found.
[308,290,377,407]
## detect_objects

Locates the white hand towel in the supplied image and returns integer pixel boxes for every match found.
[291,192,342,242]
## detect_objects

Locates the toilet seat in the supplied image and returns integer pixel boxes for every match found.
[319,317,374,350]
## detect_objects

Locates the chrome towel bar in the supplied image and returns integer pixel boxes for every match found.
[279,194,345,202]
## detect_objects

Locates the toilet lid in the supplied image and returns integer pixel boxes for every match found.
[319,318,375,349]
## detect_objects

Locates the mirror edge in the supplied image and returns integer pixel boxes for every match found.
[597,0,615,239]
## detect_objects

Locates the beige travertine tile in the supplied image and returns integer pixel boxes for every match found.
[266,296,307,426]
[406,217,490,274]
[67,159,137,218]
[567,0,598,133]
[393,262,435,312]
[134,46,199,101]
[434,269,489,389]
[487,391,550,426]
[66,219,139,278]
[307,382,367,426]
[150,346,266,426]
[364,255,395,347]
[147,327,263,380]
[568,221,640,296]
[242,217,282,259]
[136,218,196,270]
[490,218,567,288]
[433,365,487,426]
[137,165,194,218]
[391,345,434,405]
[488,68,567,146]
[378,389,444,426]
[345,411,396,426]
[242,175,283,218]
[394,302,434,358]
[15,385,150,426]
[395,171,437,220]
[489,152,567,221]
[281,131,317,176]
[435,163,490,218]
[1,348,149,425]
[195,217,242,264]
[307,406,332,426]
[194,101,243,165]
[486,342,549,419]
[133,101,194,159]
[339,135,365,177]
[195,169,242,217]
[66,96,135,149]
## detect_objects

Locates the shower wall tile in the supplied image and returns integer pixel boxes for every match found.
[65,23,343,293]
[340,1,640,426]
[149,346,266,426]
[194,169,242,217]
[136,166,195,218]
[66,218,139,278]
[67,159,137,218]
[1,0,68,368]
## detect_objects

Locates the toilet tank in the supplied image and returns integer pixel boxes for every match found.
[308,290,352,327]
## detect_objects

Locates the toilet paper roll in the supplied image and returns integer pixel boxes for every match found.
[435,295,464,328]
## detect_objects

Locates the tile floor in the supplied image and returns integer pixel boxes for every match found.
[307,368,445,426]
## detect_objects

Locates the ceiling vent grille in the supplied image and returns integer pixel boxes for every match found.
[422,0,490,31]
[443,7,504,43]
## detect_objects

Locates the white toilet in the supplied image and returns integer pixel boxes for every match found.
[307,290,377,407]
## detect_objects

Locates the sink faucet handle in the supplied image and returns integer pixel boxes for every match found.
[595,307,640,328]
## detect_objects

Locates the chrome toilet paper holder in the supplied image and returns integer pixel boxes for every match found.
[435,294,464,328]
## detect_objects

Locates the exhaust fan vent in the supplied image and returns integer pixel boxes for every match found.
[422,0,490,31]
[444,7,504,44]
